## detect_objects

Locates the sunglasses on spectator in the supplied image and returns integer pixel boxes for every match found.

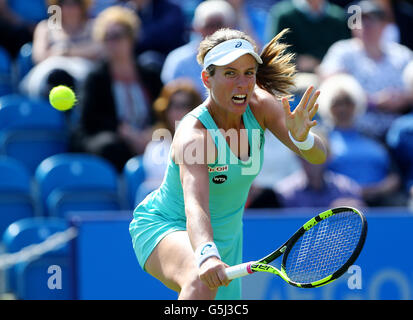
[58,0,82,6]
[361,14,385,25]
[104,30,129,42]
[331,96,355,108]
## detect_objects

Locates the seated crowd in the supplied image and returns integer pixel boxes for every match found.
[0,0,413,209]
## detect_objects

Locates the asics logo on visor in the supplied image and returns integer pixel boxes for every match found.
[202,38,262,70]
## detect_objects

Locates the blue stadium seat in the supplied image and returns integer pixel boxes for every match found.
[8,0,48,24]
[0,95,68,173]
[0,94,26,109]
[14,255,72,300]
[0,46,13,96]
[0,156,35,236]
[2,217,72,299]
[123,156,146,209]
[15,43,34,83]
[35,153,121,217]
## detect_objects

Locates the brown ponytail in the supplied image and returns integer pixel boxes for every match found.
[257,29,296,98]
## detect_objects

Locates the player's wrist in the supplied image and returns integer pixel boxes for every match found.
[195,241,221,268]
[288,130,315,150]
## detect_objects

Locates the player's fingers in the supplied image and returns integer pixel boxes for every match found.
[281,98,292,116]
[220,274,231,287]
[209,266,230,289]
[200,267,220,289]
[308,103,319,119]
[219,263,231,287]
[209,272,222,289]
[199,260,229,289]
[199,273,215,290]
[298,86,314,109]
[307,90,320,110]
[308,119,317,129]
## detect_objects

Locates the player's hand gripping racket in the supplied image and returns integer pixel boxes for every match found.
[225,207,367,288]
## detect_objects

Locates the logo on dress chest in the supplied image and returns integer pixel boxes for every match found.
[209,165,228,184]
[208,165,228,173]
[212,174,227,184]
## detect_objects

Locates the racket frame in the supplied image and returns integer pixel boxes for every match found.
[225,207,367,288]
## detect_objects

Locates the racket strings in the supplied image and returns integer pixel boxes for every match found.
[284,211,362,283]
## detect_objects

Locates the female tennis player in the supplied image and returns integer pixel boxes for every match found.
[129,28,327,300]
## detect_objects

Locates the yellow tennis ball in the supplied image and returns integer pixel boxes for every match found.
[49,85,76,111]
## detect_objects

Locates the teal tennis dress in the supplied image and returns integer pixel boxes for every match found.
[129,103,265,299]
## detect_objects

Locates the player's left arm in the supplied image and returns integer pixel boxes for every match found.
[252,86,327,164]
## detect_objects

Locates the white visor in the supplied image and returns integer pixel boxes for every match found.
[203,39,263,70]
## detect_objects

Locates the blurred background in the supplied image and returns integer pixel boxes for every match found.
[0,0,412,300]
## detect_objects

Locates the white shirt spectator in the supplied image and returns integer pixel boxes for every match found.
[319,38,413,96]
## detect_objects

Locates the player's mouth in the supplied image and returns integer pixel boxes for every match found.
[231,94,247,105]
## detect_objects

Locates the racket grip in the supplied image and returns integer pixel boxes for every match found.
[225,262,254,280]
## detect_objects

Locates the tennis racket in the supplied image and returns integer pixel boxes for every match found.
[225,206,367,288]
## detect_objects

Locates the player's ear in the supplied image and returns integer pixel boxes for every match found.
[201,69,211,89]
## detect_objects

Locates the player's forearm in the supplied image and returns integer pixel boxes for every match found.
[298,134,327,165]
[185,204,214,250]
[180,160,214,250]
[186,205,224,273]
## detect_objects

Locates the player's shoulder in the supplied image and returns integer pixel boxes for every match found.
[171,112,216,165]
[174,112,207,144]
[249,87,283,128]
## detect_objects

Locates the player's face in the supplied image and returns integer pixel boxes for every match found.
[205,54,257,116]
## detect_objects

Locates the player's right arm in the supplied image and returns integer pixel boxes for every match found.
[171,118,230,289]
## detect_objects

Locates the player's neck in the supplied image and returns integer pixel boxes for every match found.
[206,99,244,131]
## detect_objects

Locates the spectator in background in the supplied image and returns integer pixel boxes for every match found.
[402,60,413,108]
[128,0,186,56]
[247,72,318,209]
[0,0,47,58]
[386,61,413,209]
[327,0,401,46]
[319,0,413,141]
[19,0,101,99]
[274,133,365,209]
[88,0,126,17]
[318,73,404,207]
[386,112,413,209]
[126,0,187,82]
[389,0,413,51]
[167,0,203,30]
[373,0,399,45]
[137,79,202,202]
[266,0,351,73]
[329,0,353,7]
[225,0,264,48]
[32,0,101,63]
[161,0,236,98]
[71,6,161,172]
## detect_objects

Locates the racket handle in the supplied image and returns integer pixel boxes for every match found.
[225,262,254,280]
